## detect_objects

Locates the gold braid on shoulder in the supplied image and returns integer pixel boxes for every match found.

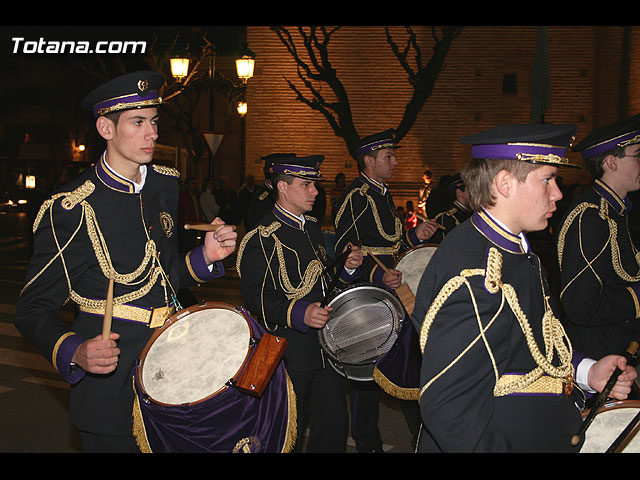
[334,183,402,248]
[237,221,324,300]
[557,199,640,293]
[419,247,574,399]
[23,181,165,310]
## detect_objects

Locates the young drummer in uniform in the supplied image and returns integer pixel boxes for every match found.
[557,114,640,361]
[412,123,636,452]
[14,71,237,452]
[333,129,442,452]
[237,154,363,452]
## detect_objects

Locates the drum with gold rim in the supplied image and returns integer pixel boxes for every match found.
[580,400,640,453]
[132,302,295,453]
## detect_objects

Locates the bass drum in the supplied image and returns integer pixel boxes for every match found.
[394,244,438,296]
[580,400,640,453]
[132,302,296,453]
[318,284,405,382]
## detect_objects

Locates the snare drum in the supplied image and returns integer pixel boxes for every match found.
[580,400,640,453]
[318,284,405,382]
[132,302,296,453]
[395,244,438,296]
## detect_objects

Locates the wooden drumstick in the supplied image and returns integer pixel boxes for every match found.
[184,223,237,232]
[570,340,640,446]
[369,252,415,315]
[101,270,115,340]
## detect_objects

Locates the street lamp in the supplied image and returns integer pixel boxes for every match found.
[235,55,255,83]
[170,57,190,81]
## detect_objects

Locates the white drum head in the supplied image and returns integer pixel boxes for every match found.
[580,403,640,453]
[395,245,437,295]
[140,307,251,405]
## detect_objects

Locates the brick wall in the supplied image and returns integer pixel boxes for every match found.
[244,26,637,219]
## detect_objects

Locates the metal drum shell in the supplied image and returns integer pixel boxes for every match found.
[318,283,405,381]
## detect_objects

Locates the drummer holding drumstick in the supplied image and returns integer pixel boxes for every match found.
[333,129,442,452]
[412,123,636,452]
[14,71,237,453]
[237,154,363,453]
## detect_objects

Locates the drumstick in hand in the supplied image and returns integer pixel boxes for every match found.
[369,253,416,315]
[102,270,115,340]
[184,223,237,232]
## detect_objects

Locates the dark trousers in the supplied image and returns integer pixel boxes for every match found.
[350,381,422,452]
[350,380,383,452]
[80,431,141,453]
[288,367,348,453]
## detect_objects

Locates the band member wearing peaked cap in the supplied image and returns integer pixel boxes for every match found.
[557,114,640,362]
[333,129,442,452]
[411,123,636,452]
[14,71,237,452]
[237,154,363,452]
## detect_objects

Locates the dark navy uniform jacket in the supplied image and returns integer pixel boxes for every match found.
[238,203,358,371]
[334,172,425,283]
[15,155,223,436]
[412,210,585,452]
[557,179,640,359]
[245,183,275,232]
[429,200,472,244]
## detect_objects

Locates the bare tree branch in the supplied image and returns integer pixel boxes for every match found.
[273,26,463,158]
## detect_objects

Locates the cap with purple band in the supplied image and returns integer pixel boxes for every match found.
[355,129,401,157]
[572,114,640,160]
[460,123,580,169]
[81,70,165,118]
[270,155,324,180]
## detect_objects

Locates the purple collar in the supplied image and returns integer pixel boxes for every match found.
[359,172,386,195]
[95,153,137,194]
[273,203,305,230]
[471,210,527,254]
[593,179,633,215]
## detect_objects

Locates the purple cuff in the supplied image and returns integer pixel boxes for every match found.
[290,300,310,333]
[407,227,424,247]
[186,245,225,283]
[340,267,360,283]
[56,333,85,384]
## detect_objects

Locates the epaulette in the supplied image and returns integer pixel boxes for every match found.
[304,215,318,223]
[151,164,180,178]
[236,221,281,276]
[60,180,95,211]
[258,191,269,201]
[33,180,95,233]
